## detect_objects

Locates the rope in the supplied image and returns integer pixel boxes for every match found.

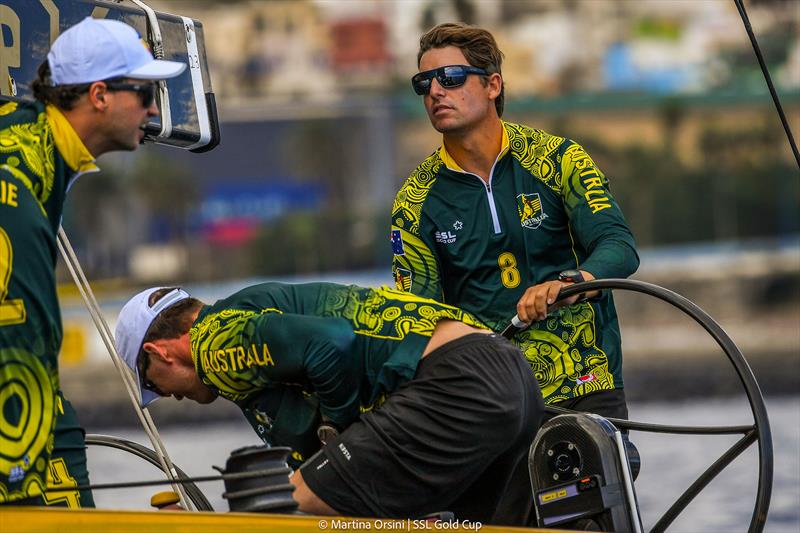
[733,0,800,169]
[56,228,193,510]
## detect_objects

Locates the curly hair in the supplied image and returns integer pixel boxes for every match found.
[418,22,505,117]
[30,60,91,110]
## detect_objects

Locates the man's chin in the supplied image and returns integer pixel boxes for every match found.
[194,393,217,405]
[431,119,462,134]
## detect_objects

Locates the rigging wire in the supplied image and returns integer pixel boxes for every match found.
[56,228,194,510]
[733,0,800,169]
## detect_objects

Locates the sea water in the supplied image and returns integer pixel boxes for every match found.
[86,396,799,532]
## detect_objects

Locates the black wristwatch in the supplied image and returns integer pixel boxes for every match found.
[558,269,585,283]
[558,269,589,302]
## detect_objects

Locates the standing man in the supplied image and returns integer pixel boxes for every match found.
[114,282,543,521]
[391,22,638,520]
[0,17,185,507]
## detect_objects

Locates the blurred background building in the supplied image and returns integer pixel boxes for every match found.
[51,0,798,393]
[59,0,799,285]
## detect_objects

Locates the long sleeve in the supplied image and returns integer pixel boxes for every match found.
[559,142,639,279]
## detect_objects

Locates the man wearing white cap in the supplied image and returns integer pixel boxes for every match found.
[0,17,185,507]
[114,282,543,523]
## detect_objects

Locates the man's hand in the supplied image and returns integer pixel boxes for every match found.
[516,270,596,323]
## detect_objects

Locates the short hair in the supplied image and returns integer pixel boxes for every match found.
[418,22,505,117]
[30,60,91,110]
[142,288,204,344]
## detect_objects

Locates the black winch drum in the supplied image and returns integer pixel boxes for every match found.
[529,413,643,532]
[220,445,298,513]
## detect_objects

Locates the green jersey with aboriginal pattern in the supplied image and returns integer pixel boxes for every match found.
[0,101,98,503]
[391,122,639,405]
[190,282,485,466]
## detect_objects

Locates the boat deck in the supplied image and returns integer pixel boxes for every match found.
[0,507,564,533]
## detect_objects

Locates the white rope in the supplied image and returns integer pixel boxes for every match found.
[57,227,194,510]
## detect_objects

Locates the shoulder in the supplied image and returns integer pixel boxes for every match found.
[396,149,444,199]
[504,121,569,156]
[504,122,572,188]
[392,149,443,228]
[560,138,598,167]
[0,100,46,130]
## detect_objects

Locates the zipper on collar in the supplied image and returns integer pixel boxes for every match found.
[482,177,502,234]
[440,126,509,235]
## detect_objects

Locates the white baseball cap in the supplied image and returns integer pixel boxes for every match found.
[48,17,186,85]
[115,287,191,407]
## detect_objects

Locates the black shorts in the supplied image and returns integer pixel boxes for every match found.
[301,333,544,522]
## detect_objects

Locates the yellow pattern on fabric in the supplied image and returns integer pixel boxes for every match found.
[0,349,57,503]
[0,102,18,116]
[505,122,565,194]
[513,302,614,402]
[0,108,55,206]
[190,308,285,400]
[335,286,485,341]
[391,151,443,234]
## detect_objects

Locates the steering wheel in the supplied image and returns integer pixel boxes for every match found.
[503,278,773,533]
[85,433,214,511]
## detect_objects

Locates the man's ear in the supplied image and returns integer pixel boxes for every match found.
[142,341,168,363]
[487,72,502,100]
[87,81,109,111]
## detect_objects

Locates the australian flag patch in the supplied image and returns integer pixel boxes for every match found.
[391,229,405,255]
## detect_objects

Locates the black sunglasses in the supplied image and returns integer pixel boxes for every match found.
[137,350,163,395]
[105,81,157,108]
[411,65,488,95]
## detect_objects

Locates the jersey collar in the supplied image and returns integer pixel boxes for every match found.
[438,121,510,173]
[45,104,99,174]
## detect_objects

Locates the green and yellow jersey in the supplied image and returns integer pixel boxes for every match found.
[0,100,97,503]
[190,282,484,465]
[391,122,639,404]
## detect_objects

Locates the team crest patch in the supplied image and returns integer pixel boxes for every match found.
[391,229,405,255]
[517,193,548,229]
[394,267,413,291]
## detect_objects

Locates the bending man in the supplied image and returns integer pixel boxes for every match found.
[115,282,544,522]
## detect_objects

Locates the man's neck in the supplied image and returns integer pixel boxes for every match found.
[442,117,503,182]
[60,107,102,157]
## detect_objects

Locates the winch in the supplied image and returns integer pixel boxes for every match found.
[219,445,298,513]
[529,413,643,532]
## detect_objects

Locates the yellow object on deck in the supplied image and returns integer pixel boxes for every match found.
[0,507,563,533]
[150,491,181,509]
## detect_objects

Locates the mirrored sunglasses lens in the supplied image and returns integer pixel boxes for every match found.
[412,74,432,95]
[439,66,467,88]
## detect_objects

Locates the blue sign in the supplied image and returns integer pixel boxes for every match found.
[199,182,325,225]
